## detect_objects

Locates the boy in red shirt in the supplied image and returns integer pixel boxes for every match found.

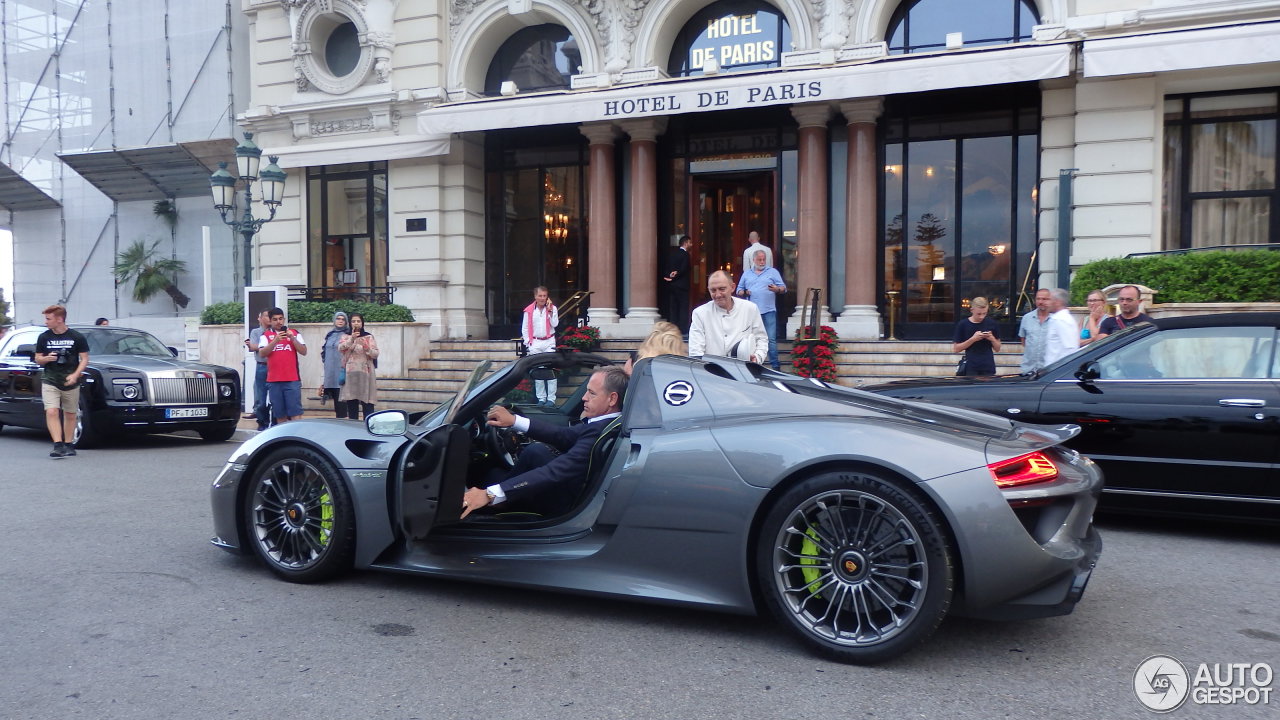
[257,307,308,424]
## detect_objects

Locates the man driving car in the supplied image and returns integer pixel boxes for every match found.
[460,366,628,518]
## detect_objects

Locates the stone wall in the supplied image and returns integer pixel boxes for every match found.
[198,322,432,392]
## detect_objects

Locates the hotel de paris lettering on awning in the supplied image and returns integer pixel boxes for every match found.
[419,42,1074,135]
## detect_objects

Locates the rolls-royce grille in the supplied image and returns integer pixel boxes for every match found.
[151,376,217,405]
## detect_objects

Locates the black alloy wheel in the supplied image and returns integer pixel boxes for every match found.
[73,393,104,448]
[244,446,355,583]
[757,470,953,664]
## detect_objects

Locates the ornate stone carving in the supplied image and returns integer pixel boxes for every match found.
[288,0,394,94]
[449,0,484,39]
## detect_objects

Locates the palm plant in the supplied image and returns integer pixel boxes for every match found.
[113,239,190,308]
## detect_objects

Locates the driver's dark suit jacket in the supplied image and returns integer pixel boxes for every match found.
[497,413,621,513]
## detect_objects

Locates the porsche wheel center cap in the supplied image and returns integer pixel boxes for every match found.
[836,550,869,582]
[286,503,307,528]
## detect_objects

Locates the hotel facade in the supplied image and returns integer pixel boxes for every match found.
[12,1,1275,341]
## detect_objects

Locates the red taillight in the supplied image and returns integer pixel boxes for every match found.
[989,451,1059,488]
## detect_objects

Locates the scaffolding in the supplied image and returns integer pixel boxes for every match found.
[1,0,247,325]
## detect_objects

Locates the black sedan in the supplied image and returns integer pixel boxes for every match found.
[0,324,241,445]
[868,312,1280,523]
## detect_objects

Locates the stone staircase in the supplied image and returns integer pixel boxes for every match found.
[303,338,1024,413]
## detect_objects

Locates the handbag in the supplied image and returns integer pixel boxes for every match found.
[955,356,968,376]
[338,368,346,385]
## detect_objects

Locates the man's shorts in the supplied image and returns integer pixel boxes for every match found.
[41,383,80,413]
[266,380,303,419]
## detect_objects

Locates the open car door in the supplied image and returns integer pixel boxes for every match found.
[395,362,489,540]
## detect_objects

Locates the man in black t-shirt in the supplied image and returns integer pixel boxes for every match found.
[1097,285,1152,339]
[35,304,90,458]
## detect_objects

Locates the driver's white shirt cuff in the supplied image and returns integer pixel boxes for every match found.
[512,416,531,433]
[485,483,507,505]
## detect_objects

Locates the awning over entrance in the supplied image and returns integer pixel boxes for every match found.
[1083,20,1280,77]
[265,133,452,169]
[58,139,236,202]
[418,42,1074,135]
[0,162,60,211]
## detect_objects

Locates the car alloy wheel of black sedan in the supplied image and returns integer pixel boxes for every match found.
[245,447,356,582]
[758,471,953,663]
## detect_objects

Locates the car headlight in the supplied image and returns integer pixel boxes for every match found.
[219,383,234,398]
[112,378,143,400]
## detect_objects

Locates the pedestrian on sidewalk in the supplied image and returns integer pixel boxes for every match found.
[258,307,307,424]
[321,311,350,418]
[35,304,89,457]
[522,286,558,406]
[952,296,1001,376]
[245,309,272,429]
[339,313,379,419]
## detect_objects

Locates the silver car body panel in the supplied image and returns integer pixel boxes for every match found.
[212,354,1101,618]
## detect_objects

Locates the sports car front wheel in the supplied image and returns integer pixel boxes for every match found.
[243,447,355,583]
[757,471,953,664]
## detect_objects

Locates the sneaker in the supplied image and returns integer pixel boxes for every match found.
[63,444,77,456]
[50,442,66,458]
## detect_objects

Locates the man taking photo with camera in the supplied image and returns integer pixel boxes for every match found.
[257,306,307,424]
[35,304,90,458]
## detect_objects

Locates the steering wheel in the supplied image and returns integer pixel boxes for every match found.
[484,423,519,468]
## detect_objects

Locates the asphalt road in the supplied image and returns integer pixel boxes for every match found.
[0,424,1276,719]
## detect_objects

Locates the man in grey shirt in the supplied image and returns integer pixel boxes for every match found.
[244,309,271,430]
[1018,288,1051,373]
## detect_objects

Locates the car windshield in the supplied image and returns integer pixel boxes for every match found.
[83,328,174,357]
[414,360,496,428]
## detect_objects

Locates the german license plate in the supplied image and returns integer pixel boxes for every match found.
[165,407,209,419]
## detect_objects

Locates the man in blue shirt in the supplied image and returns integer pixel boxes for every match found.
[735,249,787,369]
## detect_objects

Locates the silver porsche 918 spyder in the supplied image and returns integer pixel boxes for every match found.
[211,351,1102,664]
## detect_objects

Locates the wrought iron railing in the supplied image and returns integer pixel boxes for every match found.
[292,286,398,304]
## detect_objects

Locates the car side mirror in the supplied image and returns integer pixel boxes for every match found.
[168,346,179,357]
[367,409,408,436]
[1074,361,1101,382]
[15,344,36,359]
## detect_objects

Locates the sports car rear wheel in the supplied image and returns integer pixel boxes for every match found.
[757,471,953,664]
[243,446,355,583]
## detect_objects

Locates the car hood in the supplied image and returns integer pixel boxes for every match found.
[92,354,232,374]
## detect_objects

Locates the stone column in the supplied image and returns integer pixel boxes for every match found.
[834,97,884,340]
[617,118,667,333]
[580,122,620,327]
[788,102,834,335]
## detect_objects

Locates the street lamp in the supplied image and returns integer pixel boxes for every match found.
[210,132,286,287]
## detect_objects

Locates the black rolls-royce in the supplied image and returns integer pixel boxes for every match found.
[868,313,1280,523]
[0,324,241,445]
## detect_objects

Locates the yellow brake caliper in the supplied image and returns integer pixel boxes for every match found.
[800,527,822,594]
[318,492,333,546]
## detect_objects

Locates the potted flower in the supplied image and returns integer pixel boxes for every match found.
[559,325,601,352]
[792,325,839,382]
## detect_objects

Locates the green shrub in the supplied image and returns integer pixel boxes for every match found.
[199,300,415,324]
[1071,250,1280,305]
[201,301,244,325]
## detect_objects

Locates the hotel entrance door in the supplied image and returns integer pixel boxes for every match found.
[689,173,775,308]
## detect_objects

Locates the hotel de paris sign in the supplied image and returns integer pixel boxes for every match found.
[419,39,1072,136]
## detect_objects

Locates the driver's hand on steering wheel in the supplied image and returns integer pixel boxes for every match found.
[486,405,515,428]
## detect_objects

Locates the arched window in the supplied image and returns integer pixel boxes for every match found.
[484,24,581,96]
[668,0,790,78]
[886,0,1038,55]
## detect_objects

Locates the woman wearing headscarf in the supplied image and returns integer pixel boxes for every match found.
[338,313,379,419]
[321,311,350,418]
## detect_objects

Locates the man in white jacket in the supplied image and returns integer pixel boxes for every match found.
[1043,288,1081,366]
[689,270,768,363]
[522,286,559,406]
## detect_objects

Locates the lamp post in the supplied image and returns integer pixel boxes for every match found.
[210,132,286,287]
